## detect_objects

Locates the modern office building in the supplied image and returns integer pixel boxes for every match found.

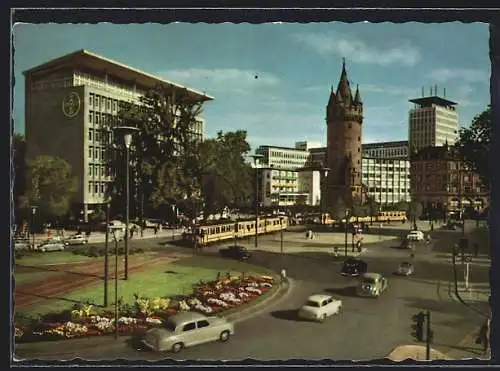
[410,144,489,215]
[408,87,459,154]
[361,141,411,205]
[295,140,323,151]
[259,167,311,207]
[24,49,213,221]
[255,145,310,170]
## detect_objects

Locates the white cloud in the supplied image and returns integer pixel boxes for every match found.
[426,68,489,84]
[293,32,421,66]
[159,68,280,93]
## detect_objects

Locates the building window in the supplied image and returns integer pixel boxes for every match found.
[100,183,105,194]
[95,95,99,108]
[88,165,92,176]
[89,111,93,123]
[88,182,93,193]
[94,184,99,194]
[94,148,99,159]
[95,130,101,143]
[106,99,110,110]
[88,129,93,141]
[89,146,93,159]
[101,149,106,161]
[96,114,100,125]
[89,94,93,106]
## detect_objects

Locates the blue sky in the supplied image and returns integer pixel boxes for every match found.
[13,22,490,150]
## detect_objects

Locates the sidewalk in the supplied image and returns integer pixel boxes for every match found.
[386,344,453,361]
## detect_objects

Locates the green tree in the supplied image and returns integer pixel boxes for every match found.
[20,155,77,222]
[13,134,27,221]
[395,201,410,212]
[455,105,491,188]
[104,84,209,219]
[407,200,423,230]
[328,195,347,221]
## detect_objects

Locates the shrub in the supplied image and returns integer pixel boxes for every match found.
[88,245,99,257]
[15,251,24,260]
[41,309,72,324]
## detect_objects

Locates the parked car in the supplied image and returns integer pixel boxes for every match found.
[395,261,414,276]
[340,258,368,277]
[356,272,388,298]
[219,246,251,260]
[64,235,88,246]
[406,230,424,241]
[37,239,65,252]
[298,294,342,322]
[141,312,234,353]
[14,238,31,251]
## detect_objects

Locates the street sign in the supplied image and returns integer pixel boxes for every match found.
[463,255,472,263]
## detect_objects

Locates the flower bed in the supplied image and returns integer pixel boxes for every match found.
[15,274,275,343]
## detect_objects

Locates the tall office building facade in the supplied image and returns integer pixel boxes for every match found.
[361,141,411,205]
[408,88,459,154]
[24,49,213,220]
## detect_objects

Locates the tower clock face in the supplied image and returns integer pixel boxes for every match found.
[62,92,81,118]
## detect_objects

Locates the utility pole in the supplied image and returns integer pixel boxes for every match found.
[104,201,110,307]
[250,154,263,249]
[344,209,349,257]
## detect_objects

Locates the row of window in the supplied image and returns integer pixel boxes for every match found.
[89,93,120,112]
[88,181,108,195]
[89,146,110,161]
[268,151,309,160]
[89,111,115,126]
[367,188,411,193]
[88,128,113,144]
[88,163,112,178]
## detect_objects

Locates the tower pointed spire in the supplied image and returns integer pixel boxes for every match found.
[336,57,352,104]
[354,84,362,104]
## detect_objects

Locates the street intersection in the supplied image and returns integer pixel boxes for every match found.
[16,221,490,361]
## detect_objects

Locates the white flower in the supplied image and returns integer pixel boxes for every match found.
[260,282,273,288]
[219,292,236,301]
[207,298,229,308]
[194,303,213,314]
[118,316,138,325]
[245,287,262,295]
[146,317,162,325]
[179,300,191,311]
[238,292,250,299]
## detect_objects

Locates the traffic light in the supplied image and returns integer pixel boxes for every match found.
[411,311,425,342]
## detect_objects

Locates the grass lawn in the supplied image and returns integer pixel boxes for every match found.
[14,270,62,285]
[15,255,275,317]
[15,252,98,266]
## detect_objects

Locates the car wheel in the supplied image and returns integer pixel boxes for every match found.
[59,247,64,251]
[40,248,46,252]
[171,342,184,353]
[219,330,230,342]
[320,313,327,322]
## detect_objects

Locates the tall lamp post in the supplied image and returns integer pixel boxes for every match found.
[103,199,111,307]
[30,206,38,251]
[321,168,330,225]
[113,126,139,280]
[344,208,349,257]
[250,154,263,249]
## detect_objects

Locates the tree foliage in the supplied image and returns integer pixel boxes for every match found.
[407,200,423,227]
[20,155,77,221]
[329,195,347,221]
[455,105,491,188]
[13,134,27,214]
[103,84,207,216]
[197,130,253,215]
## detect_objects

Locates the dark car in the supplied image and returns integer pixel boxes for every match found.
[219,246,251,260]
[340,258,368,277]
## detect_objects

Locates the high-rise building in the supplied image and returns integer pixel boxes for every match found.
[24,49,213,221]
[408,88,459,154]
[325,59,364,207]
[255,145,310,170]
[361,141,411,205]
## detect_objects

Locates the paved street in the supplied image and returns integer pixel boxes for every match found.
[16,223,490,361]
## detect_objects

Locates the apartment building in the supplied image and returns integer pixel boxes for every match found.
[410,144,489,214]
[255,145,310,170]
[408,88,459,153]
[361,141,412,205]
[24,49,213,221]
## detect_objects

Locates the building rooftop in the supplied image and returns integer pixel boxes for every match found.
[409,96,457,107]
[23,49,214,102]
[362,140,409,149]
[256,145,309,152]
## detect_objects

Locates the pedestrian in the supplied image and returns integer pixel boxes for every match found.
[478,318,491,356]
[153,225,158,237]
[357,240,362,253]
[426,234,431,245]
[474,243,479,257]
[333,246,339,257]
[280,268,287,284]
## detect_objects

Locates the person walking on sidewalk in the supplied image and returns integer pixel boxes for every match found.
[280,268,287,284]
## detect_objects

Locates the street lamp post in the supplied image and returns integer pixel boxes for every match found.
[104,200,111,307]
[30,206,38,251]
[250,154,263,249]
[344,208,349,257]
[321,168,330,225]
[112,231,119,340]
[113,126,139,281]
[280,216,284,257]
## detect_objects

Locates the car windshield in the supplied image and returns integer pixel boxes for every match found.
[362,277,377,284]
[401,262,411,267]
[305,300,321,307]
[164,320,177,332]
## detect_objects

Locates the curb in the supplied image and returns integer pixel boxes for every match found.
[226,277,292,324]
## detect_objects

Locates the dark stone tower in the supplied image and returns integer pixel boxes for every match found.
[325,59,364,208]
